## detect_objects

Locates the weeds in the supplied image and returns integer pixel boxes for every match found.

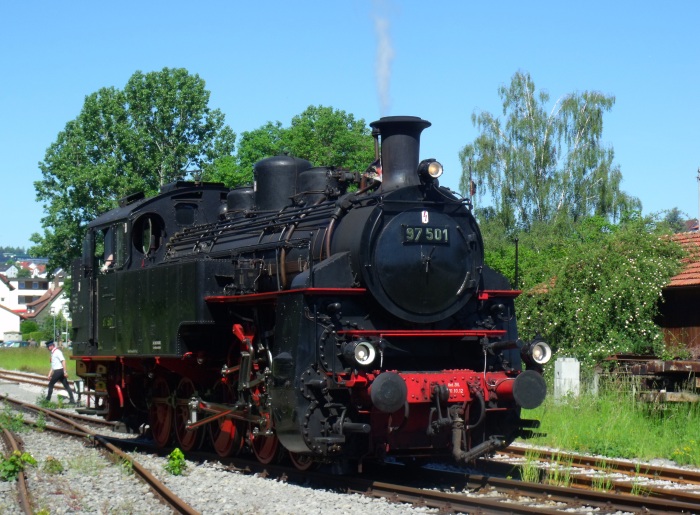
[36,395,54,408]
[0,406,27,433]
[164,448,187,476]
[591,459,614,491]
[520,449,542,483]
[35,412,47,431]
[42,456,64,475]
[545,453,573,487]
[67,453,105,475]
[120,457,134,476]
[630,462,652,496]
[0,450,37,481]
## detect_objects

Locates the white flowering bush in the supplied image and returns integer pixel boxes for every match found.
[480,214,685,368]
[520,216,683,366]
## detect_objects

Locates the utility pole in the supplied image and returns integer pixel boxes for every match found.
[697,168,700,230]
[51,306,56,341]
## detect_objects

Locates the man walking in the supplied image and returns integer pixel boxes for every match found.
[46,340,76,404]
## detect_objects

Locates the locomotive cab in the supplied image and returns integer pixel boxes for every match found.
[71,181,230,357]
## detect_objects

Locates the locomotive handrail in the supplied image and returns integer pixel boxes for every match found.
[336,329,507,338]
[478,290,522,299]
[205,287,368,304]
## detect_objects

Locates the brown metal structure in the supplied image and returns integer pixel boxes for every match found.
[659,231,700,358]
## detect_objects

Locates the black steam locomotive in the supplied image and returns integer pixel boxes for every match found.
[70,116,551,470]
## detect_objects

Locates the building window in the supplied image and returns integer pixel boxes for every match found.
[33,281,39,289]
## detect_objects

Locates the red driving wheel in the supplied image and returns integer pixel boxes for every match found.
[174,377,203,451]
[209,380,244,457]
[149,375,173,448]
[251,413,283,464]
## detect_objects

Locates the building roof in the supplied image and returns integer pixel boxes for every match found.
[22,286,64,319]
[0,274,14,290]
[0,303,23,318]
[666,231,700,288]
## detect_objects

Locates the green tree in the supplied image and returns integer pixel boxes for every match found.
[282,106,375,171]
[203,106,375,187]
[124,69,236,188]
[20,320,39,334]
[31,68,236,273]
[661,207,688,233]
[460,71,640,232]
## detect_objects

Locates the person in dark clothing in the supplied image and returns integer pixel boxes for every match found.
[46,340,76,404]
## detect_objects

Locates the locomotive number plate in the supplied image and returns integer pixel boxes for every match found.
[403,226,450,244]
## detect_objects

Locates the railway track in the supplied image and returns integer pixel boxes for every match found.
[165,450,700,514]
[493,443,700,501]
[0,370,78,395]
[0,425,32,514]
[501,443,700,484]
[0,393,198,514]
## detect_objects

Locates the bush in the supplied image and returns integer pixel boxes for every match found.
[491,214,684,367]
[519,218,683,366]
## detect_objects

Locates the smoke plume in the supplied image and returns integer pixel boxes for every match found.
[373,1,394,116]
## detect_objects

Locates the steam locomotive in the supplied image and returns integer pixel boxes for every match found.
[70,116,551,471]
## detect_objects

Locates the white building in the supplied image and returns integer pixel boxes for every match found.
[0,304,22,341]
[0,263,69,341]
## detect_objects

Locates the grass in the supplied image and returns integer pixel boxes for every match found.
[545,452,574,487]
[0,347,76,379]
[522,375,700,467]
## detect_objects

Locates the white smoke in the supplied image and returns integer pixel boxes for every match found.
[373,1,394,116]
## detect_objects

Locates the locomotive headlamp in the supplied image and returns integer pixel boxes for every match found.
[528,340,552,365]
[343,340,377,367]
[417,159,443,181]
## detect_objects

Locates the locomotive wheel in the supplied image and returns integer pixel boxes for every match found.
[252,432,283,464]
[209,380,244,457]
[174,377,204,451]
[251,414,283,464]
[288,451,317,471]
[149,376,173,448]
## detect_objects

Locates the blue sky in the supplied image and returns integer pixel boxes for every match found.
[1,1,699,249]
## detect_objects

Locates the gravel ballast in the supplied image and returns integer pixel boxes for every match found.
[0,387,437,514]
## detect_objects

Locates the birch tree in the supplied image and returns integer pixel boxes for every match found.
[460,71,639,232]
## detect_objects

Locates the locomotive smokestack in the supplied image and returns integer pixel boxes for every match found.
[370,116,431,191]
